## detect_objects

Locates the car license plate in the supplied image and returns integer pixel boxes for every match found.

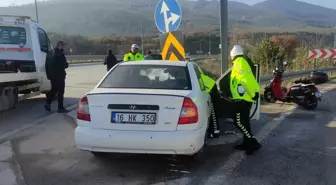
[111,112,156,124]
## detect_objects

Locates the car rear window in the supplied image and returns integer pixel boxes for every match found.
[0,26,26,45]
[99,65,192,90]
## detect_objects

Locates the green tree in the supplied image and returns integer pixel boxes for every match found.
[253,39,280,75]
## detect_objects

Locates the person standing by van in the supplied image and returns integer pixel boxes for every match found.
[104,49,118,71]
[44,41,69,113]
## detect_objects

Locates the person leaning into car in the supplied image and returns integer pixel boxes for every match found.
[198,70,221,138]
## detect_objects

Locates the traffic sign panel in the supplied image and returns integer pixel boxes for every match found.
[159,31,185,61]
[309,49,336,59]
[155,0,182,33]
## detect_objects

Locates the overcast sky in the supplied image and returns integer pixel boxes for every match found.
[0,0,335,9]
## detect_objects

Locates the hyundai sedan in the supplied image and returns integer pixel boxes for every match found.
[74,60,212,157]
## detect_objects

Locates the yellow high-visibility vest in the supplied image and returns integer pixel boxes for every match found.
[123,52,144,61]
[230,57,260,102]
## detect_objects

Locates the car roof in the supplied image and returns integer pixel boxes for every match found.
[119,60,188,67]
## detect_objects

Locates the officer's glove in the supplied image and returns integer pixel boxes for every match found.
[252,92,259,101]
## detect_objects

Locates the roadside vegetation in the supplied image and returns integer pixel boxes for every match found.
[54,31,336,77]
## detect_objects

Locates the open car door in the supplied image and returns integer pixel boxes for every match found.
[216,64,261,120]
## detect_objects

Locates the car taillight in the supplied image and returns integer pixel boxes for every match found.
[178,97,198,124]
[77,96,91,121]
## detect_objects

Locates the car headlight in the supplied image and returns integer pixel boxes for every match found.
[315,92,322,97]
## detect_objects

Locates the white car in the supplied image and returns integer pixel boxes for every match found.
[74,60,213,157]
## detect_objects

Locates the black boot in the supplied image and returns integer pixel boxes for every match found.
[234,138,248,151]
[58,106,69,113]
[245,138,262,155]
[212,130,220,138]
[44,104,51,112]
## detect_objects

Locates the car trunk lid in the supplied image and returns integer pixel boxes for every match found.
[87,88,191,131]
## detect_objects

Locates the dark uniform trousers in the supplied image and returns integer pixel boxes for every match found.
[46,78,65,108]
[208,84,221,136]
[233,100,253,140]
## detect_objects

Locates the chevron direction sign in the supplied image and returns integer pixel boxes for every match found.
[308,49,336,59]
[159,31,185,61]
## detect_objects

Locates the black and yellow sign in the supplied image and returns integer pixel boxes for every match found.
[159,31,185,61]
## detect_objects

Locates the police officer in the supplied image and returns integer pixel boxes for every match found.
[123,44,144,62]
[199,69,221,138]
[230,45,261,155]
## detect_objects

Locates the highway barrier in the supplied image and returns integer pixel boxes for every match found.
[260,67,336,84]
[66,55,336,84]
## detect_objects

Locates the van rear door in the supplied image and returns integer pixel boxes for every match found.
[0,25,35,73]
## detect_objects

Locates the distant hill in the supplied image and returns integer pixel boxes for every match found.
[0,0,335,36]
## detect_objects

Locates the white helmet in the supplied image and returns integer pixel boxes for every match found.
[230,45,244,59]
[131,44,139,49]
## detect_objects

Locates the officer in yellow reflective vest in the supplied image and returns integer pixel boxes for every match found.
[123,44,144,62]
[200,72,221,138]
[230,45,261,155]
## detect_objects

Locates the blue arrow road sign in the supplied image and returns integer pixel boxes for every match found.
[154,0,182,33]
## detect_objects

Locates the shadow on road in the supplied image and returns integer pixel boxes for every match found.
[0,97,80,134]
[7,88,336,185]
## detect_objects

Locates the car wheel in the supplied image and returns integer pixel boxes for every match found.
[189,120,209,161]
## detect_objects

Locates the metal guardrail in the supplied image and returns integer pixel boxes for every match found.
[260,67,336,84]
[65,55,336,84]
[66,55,213,61]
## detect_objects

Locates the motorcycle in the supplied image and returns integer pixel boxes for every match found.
[263,60,322,110]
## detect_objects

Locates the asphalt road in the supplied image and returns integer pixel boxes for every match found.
[0,64,336,185]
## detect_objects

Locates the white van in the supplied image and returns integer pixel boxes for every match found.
[0,15,52,111]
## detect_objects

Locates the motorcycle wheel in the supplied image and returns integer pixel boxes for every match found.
[264,90,277,103]
[303,94,318,110]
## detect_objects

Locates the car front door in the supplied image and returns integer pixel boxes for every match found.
[192,64,212,117]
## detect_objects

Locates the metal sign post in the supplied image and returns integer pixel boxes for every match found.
[220,0,228,74]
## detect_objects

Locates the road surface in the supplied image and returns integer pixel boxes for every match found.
[0,64,335,185]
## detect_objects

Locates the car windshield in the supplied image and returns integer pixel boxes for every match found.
[0,26,26,45]
[99,65,192,90]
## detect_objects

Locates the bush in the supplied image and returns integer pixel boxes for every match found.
[253,39,280,75]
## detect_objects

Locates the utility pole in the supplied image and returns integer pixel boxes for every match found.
[181,22,184,47]
[220,0,228,74]
[34,0,39,23]
[208,33,211,55]
[334,32,336,49]
[140,22,144,55]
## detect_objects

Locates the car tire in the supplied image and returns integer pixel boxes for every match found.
[189,118,210,161]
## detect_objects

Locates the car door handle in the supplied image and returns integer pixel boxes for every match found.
[207,101,210,106]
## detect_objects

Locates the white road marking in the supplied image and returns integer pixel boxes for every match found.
[204,110,292,184]
[151,177,191,185]
[0,141,25,185]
